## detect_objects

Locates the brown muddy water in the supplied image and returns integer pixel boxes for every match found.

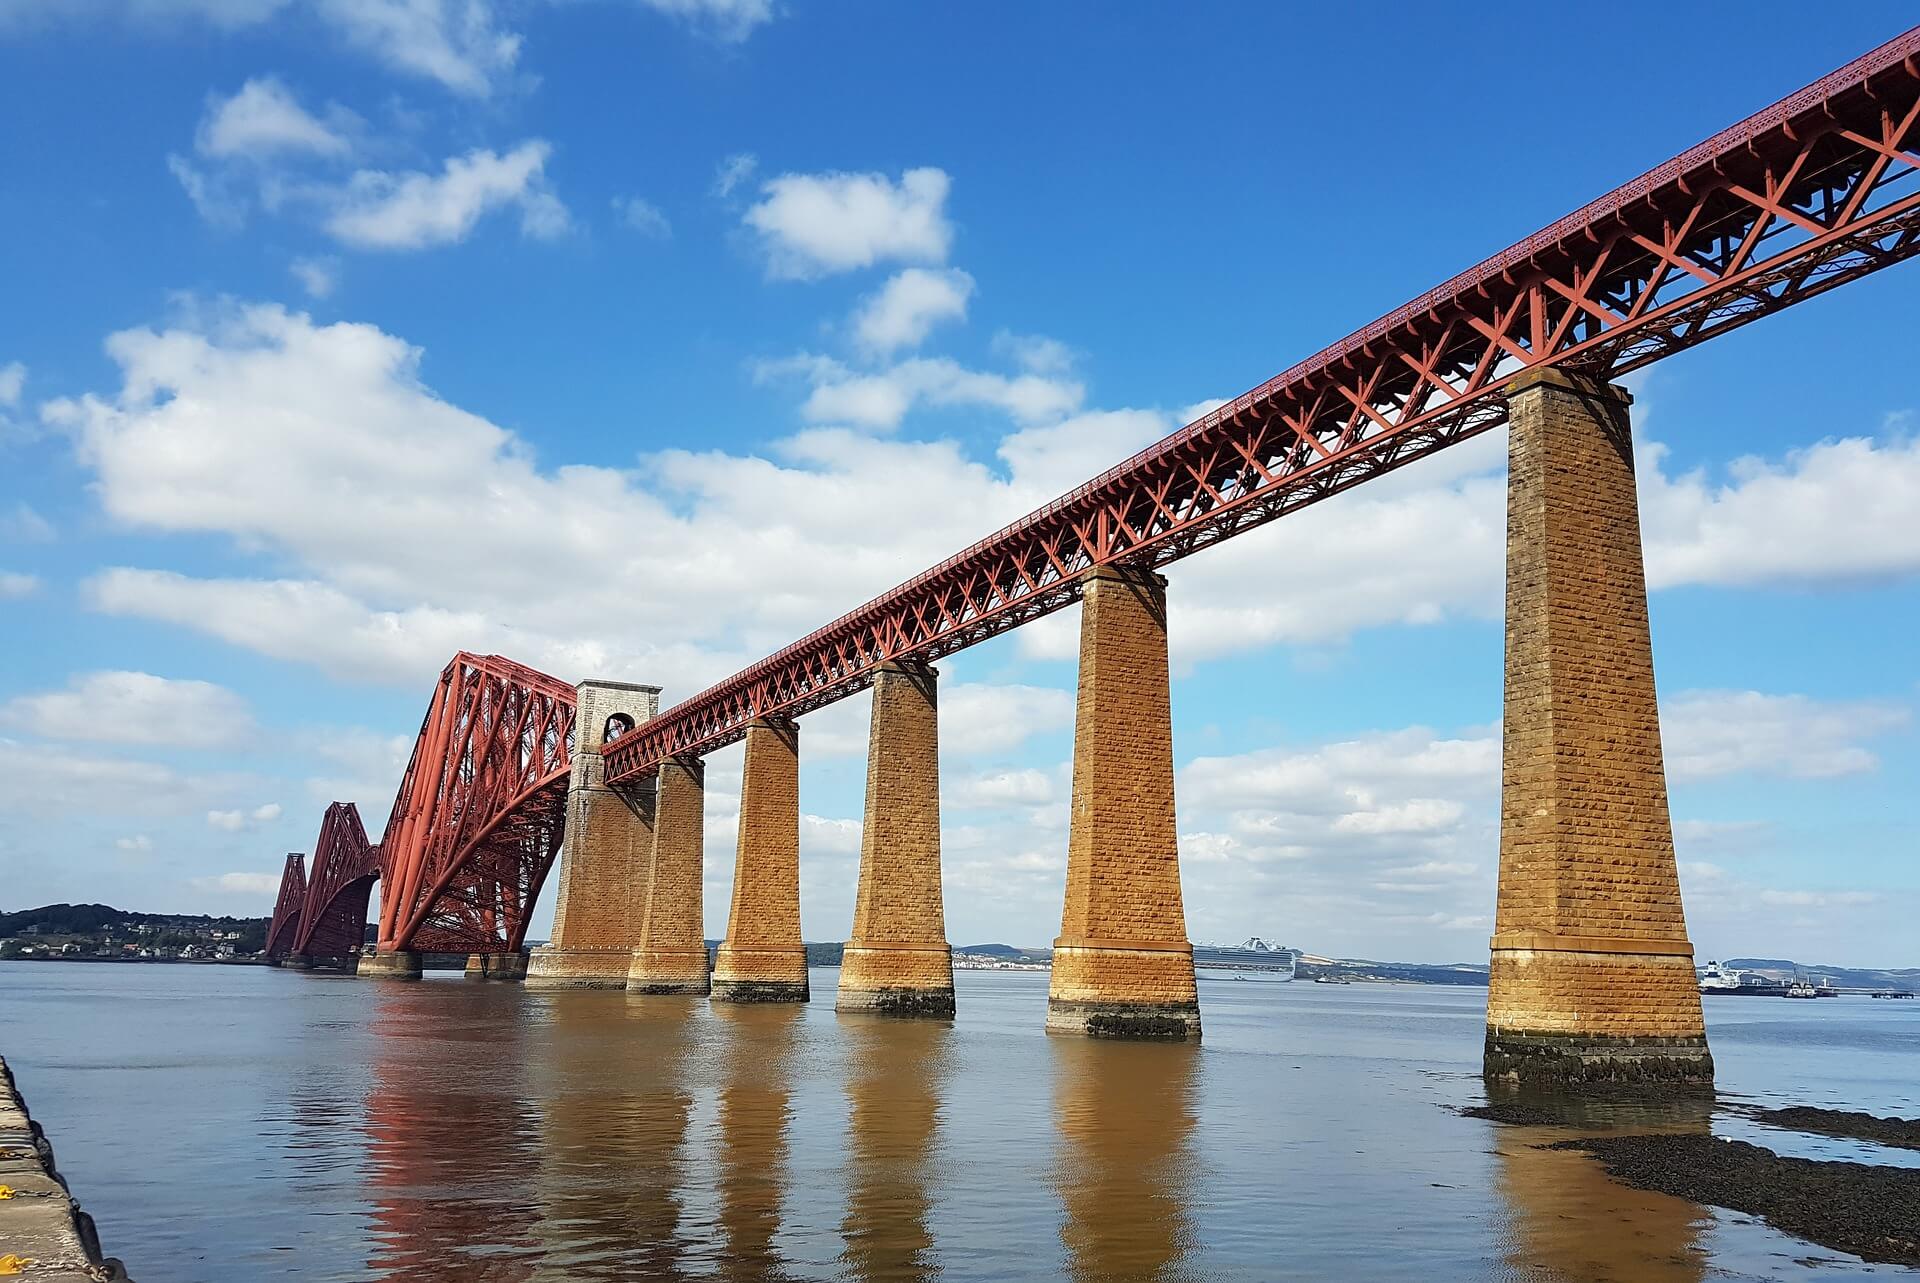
[1,964,1915,1281]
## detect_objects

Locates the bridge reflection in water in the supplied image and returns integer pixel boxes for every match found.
[527,992,702,1281]
[362,982,541,1280]
[322,984,1770,1281]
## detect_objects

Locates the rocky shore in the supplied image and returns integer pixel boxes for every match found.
[0,1056,132,1281]
[1552,1133,1920,1268]
[1462,1093,1920,1268]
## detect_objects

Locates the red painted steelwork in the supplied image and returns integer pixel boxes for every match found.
[265,852,306,962]
[290,801,380,966]
[374,653,576,955]
[605,25,1920,785]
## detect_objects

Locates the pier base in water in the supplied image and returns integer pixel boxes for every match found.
[358,949,423,979]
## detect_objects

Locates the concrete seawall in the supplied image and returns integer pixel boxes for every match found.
[0,1056,132,1280]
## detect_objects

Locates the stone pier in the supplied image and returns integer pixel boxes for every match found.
[1047,565,1200,1039]
[527,679,663,989]
[839,660,954,1017]
[712,717,810,1003]
[358,949,423,979]
[628,757,712,995]
[1486,369,1711,1085]
[465,952,529,980]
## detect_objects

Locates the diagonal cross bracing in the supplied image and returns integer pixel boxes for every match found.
[603,27,1920,786]
[375,653,578,954]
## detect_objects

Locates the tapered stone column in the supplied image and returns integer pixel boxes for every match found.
[1047,565,1200,1039]
[712,716,809,1003]
[1486,369,1711,1085]
[527,679,663,989]
[628,757,711,994]
[839,660,955,1017]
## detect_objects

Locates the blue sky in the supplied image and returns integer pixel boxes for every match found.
[1,1,1916,965]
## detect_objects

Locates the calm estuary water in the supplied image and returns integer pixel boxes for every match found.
[1,964,1916,1281]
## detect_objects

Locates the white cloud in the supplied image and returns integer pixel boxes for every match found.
[946,767,1055,810]
[939,684,1074,757]
[116,834,154,852]
[768,352,1085,432]
[0,572,38,599]
[314,0,520,97]
[992,332,1074,377]
[1,671,256,748]
[1663,690,1908,780]
[612,194,671,237]
[326,141,567,248]
[1169,726,1501,950]
[0,361,24,406]
[0,739,254,818]
[0,1,519,95]
[289,256,339,298]
[0,0,293,33]
[2,506,54,542]
[197,76,352,159]
[167,154,245,227]
[712,151,756,198]
[853,267,973,355]
[304,727,411,830]
[1643,428,1920,589]
[633,0,772,40]
[48,306,1117,692]
[745,167,953,279]
[206,801,282,831]
[1757,888,1881,908]
[994,408,1167,498]
[194,870,283,895]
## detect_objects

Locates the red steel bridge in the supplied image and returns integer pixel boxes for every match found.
[270,27,1920,962]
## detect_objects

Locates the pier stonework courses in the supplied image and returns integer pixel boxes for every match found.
[1486,368,1712,1085]
[527,679,663,989]
[628,756,712,994]
[838,660,955,1017]
[1047,565,1201,1039]
[357,949,423,979]
[713,717,810,1003]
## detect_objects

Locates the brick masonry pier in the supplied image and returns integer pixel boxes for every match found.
[713,717,810,1003]
[1047,566,1201,1040]
[627,756,713,995]
[528,680,663,989]
[0,1055,133,1280]
[838,660,955,1017]
[1485,370,1712,1085]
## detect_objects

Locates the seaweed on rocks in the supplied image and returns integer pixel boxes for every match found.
[1742,1104,1920,1151]
[1549,1133,1920,1268]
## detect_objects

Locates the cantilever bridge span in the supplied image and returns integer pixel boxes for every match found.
[268,29,1919,1076]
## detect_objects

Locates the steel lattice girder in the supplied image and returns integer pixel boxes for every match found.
[375,652,577,954]
[264,852,307,961]
[291,801,380,963]
[603,24,1920,786]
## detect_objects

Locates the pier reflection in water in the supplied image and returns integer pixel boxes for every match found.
[1488,1091,1714,1283]
[361,980,541,1282]
[837,1014,949,1283]
[526,992,703,1281]
[713,1003,800,1282]
[7,967,1918,1282]
[1051,1036,1198,1283]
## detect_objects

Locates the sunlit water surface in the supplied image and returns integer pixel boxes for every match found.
[2,965,1916,1281]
